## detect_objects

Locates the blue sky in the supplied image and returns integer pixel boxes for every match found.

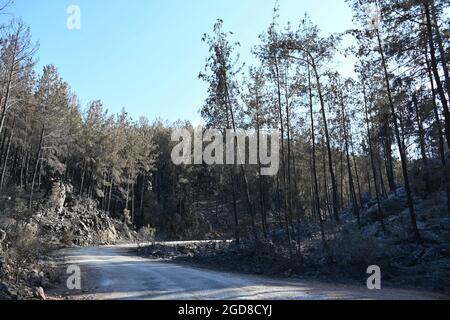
[7,0,355,124]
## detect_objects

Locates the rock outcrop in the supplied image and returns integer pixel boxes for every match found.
[48,181,67,214]
[0,181,138,300]
[36,182,132,246]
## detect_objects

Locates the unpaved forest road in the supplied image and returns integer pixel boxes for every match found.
[54,245,448,300]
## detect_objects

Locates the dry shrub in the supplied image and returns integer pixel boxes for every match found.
[97,228,119,244]
[138,226,156,243]
[328,227,382,269]
[4,222,49,283]
[61,229,75,246]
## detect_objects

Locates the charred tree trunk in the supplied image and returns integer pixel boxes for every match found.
[376,29,420,242]
[340,94,360,227]
[423,1,450,149]
[308,61,326,244]
[310,57,340,223]
[413,93,431,194]
[29,125,44,209]
[273,57,293,256]
[430,1,450,104]
[363,85,386,233]
[223,69,258,241]
[0,126,14,188]
[424,46,450,217]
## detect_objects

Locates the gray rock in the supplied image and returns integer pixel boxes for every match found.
[0,255,5,272]
[48,181,67,214]
[421,230,442,244]
[34,286,46,300]
[0,282,17,300]
[365,204,380,222]
[381,196,406,217]
[0,228,5,243]
[394,187,406,198]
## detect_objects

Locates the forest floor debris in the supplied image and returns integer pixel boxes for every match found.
[137,188,450,294]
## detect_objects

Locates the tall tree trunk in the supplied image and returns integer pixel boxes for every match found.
[255,97,268,239]
[430,1,450,103]
[12,148,19,183]
[38,153,43,190]
[423,1,450,149]
[125,172,131,211]
[383,127,396,192]
[339,149,344,211]
[87,169,93,198]
[0,38,18,137]
[29,125,44,209]
[321,144,332,220]
[310,56,340,223]
[140,174,146,216]
[340,93,360,226]
[379,160,388,198]
[19,149,27,189]
[25,148,31,185]
[224,70,258,241]
[79,161,86,196]
[363,85,386,233]
[413,93,431,194]
[131,175,135,226]
[308,61,326,244]
[107,176,114,213]
[284,70,297,243]
[273,57,293,256]
[425,46,450,217]
[0,127,14,188]
[230,168,240,245]
[351,139,363,208]
[0,127,8,167]
[376,29,420,242]
[425,47,446,165]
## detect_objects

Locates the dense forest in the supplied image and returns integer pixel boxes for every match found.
[0,0,449,255]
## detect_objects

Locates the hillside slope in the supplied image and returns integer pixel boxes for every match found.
[0,182,137,300]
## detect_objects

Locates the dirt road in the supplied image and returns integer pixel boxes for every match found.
[54,245,448,300]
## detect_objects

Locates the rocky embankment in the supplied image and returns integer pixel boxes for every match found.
[0,182,137,300]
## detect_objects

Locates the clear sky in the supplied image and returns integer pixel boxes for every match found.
[6,0,355,124]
